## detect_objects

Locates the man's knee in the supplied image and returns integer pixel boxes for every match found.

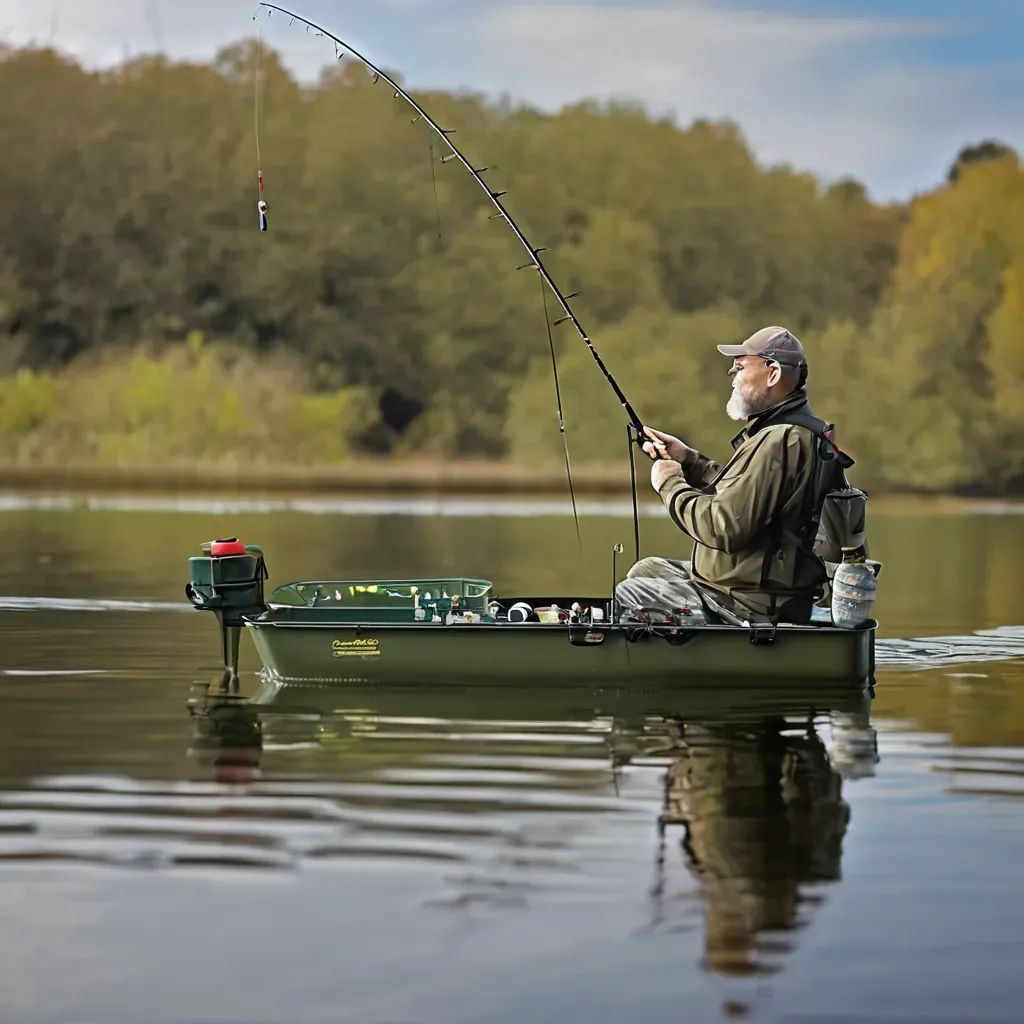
[626,556,689,581]
[614,574,707,624]
[626,557,662,579]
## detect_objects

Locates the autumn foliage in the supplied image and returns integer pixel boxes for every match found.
[0,42,1019,491]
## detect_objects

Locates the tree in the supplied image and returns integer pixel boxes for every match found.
[948,140,1019,184]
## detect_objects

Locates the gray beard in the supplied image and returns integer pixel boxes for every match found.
[726,386,755,421]
[726,382,771,421]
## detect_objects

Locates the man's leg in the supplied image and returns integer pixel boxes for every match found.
[615,557,706,623]
[626,557,693,581]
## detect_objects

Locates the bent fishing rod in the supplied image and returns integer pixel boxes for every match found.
[255,3,654,451]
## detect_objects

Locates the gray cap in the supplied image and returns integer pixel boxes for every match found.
[717,326,806,367]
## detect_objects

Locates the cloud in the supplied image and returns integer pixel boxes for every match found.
[0,0,237,64]
[451,1,1012,199]
[0,0,1021,199]
[0,0,350,72]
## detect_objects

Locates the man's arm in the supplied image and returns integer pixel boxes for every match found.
[642,426,721,489]
[660,428,796,552]
[680,447,721,490]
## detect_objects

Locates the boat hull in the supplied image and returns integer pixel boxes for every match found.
[247,618,876,687]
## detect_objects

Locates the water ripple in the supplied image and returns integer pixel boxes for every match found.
[0,596,191,614]
[929,748,1024,800]
[876,626,1024,669]
[0,709,642,898]
[0,493,663,518]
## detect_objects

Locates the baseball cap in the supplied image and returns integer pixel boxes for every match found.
[717,326,806,367]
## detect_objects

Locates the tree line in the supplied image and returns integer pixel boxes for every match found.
[0,41,1020,492]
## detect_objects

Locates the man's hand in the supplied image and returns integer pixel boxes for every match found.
[651,458,683,492]
[642,426,691,464]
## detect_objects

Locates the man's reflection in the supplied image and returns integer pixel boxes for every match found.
[649,702,876,977]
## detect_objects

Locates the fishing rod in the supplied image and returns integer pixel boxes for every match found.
[254,3,652,448]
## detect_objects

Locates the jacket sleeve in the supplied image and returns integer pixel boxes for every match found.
[681,448,721,489]
[659,427,798,553]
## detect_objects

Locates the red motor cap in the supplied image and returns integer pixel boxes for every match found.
[210,538,247,557]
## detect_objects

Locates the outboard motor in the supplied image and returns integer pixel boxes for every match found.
[186,539,268,687]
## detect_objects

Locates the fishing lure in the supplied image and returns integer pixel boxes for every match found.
[258,171,268,232]
[254,15,268,231]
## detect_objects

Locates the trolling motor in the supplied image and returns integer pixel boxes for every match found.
[186,539,268,688]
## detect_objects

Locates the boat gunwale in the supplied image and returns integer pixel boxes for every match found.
[245,615,878,637]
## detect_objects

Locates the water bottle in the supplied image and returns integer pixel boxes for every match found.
[831,545,877,629]
[830,708,879,779]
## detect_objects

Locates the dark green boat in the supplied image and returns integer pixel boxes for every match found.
[186,539,876,687]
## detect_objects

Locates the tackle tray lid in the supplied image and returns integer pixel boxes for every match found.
[267,577,493,608]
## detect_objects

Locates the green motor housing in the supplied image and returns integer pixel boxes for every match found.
[186,539,268,627]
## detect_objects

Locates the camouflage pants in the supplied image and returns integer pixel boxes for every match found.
[614,557,709,625]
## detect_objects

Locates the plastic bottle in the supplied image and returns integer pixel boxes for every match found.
[536,604,560,624]
[831,545,877,629]
[830,708,879,779]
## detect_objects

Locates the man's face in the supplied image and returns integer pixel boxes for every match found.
[725,356,779,421]
[729,355,774,389]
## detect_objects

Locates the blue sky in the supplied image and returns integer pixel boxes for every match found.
[1,0,1021,201]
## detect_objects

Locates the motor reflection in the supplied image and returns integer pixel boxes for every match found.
[187,685,263,785]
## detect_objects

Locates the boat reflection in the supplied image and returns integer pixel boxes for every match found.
[186,677,878,977]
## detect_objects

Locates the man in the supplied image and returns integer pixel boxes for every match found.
[615,326,848,626]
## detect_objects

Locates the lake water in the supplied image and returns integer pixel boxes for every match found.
[1,495,1024,1023]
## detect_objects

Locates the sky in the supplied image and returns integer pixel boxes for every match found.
[1,0,1021,201]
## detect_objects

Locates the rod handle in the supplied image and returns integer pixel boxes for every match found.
[632,424,666,460]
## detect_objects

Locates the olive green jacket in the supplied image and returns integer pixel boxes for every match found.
[659,389,827,624]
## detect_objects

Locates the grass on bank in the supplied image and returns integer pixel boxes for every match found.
[0,334,378,466]
[2,335,1023,508]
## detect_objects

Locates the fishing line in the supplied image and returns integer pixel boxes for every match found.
[254,14,268,231]
[254,22,261,166]
[541,280,581,553]
[427,130,443,242]
[253,3,654,447]
[627,424,640,565]
[251,3,661,562]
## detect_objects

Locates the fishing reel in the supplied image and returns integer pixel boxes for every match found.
[631,424,667,460]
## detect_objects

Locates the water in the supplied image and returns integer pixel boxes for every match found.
[2,496,1024,1022]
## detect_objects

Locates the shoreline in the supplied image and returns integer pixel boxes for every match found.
[0,458,634,497]
[1,459,1022,515]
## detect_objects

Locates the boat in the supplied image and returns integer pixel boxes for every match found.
[185,539,877,687]
[171,13,877,692]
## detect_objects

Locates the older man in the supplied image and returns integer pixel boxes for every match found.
[615,326,852,626]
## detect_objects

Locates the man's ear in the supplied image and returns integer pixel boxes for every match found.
[767,363,782,388]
